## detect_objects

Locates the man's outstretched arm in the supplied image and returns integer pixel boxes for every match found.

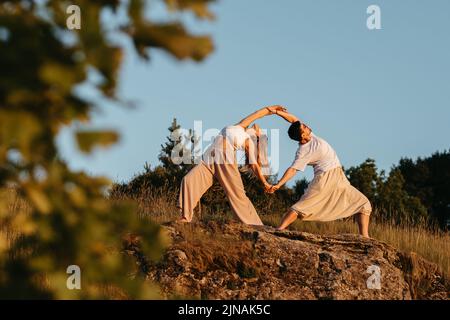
[274,110,299,124]
[268,167,298,193]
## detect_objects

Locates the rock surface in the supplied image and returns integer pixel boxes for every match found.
[140,221,449,300]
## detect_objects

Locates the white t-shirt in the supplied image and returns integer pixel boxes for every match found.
[290,133,341,176]
[203,125,255,164]
[221,125,248,150]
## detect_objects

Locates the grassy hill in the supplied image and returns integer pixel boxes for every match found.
[2,187,449,299]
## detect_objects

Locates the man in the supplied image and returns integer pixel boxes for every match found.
[268,110,372,237]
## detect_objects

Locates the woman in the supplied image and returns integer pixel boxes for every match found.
[178,105,286,226]
[268,109,372,237]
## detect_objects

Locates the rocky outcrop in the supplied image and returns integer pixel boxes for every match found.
[138,221,449,300]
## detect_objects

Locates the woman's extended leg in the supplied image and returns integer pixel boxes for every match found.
[356,213,370,238]
[213,163,264,226]
[277,210,299,231]
[178,163,214,222]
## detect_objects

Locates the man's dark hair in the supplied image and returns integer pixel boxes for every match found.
[288,121,302,142]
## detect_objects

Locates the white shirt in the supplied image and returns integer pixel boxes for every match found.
[290,133,341,176]
[203,125,254,164]
[221,125,248,150]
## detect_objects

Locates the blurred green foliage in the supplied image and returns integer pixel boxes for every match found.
[0,0,215,298]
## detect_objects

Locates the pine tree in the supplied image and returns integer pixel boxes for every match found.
[377,169,428,224]
[346,159,428,225]
[158,118,198,183]
[159,118,182,175]
[346,159,381,203]
[396,150,450,228]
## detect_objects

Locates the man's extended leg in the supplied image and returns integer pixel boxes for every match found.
[277,210,299,231]
[356,212,370,238]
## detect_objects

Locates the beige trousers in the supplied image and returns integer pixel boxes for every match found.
[178,161,264,226]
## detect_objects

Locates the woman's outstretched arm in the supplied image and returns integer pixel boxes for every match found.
[237,105,286,129]
[244,140,271,190]
[250,163,271,191]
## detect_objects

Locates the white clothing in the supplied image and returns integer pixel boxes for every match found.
[290,133,341,176]
[203,125,255,165]
[222,125,249,150]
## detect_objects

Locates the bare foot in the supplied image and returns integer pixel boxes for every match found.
[177,217,190,223]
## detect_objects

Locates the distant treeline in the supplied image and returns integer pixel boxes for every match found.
[112,119,450,230]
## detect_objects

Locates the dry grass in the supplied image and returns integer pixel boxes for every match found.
[0,188,34,259]
[112,187,180,224]
[2,187,449,280]
[123,186,449,278]
[172,222,261,279]
[262,213,450,277]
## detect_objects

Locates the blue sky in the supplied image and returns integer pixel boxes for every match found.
[58,0,450,184]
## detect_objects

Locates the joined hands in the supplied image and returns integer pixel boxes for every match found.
[265,184,280,194]
[265,105,287,114]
